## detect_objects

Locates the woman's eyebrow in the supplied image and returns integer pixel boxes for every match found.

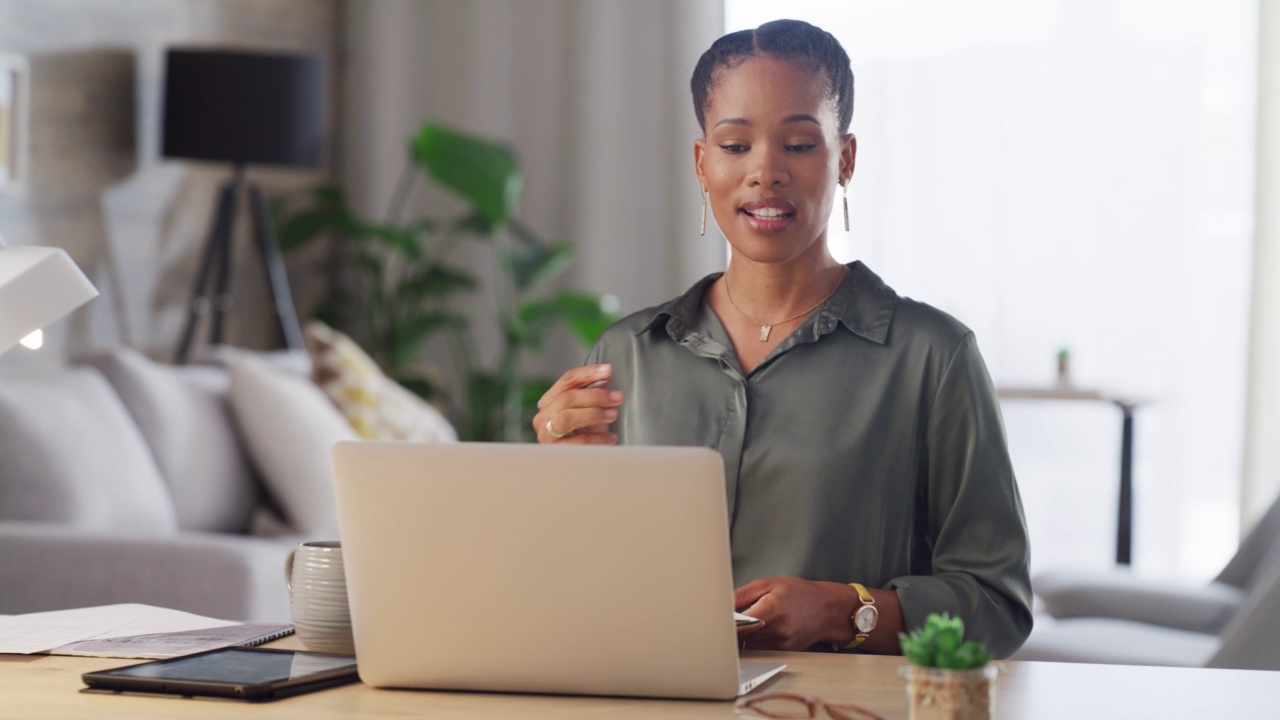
[783,114,821,126]
[712,114,822,129]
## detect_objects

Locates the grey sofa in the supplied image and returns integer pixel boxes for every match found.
[1013,494,1280,669]
[0,347,309,622]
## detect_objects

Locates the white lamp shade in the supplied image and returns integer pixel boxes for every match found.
[0,245,99,355]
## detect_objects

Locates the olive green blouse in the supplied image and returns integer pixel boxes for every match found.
[584,261,1033,657]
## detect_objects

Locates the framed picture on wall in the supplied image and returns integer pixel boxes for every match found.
[0,54,29,193]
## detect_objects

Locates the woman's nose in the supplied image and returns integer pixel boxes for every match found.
[745,148,789,187]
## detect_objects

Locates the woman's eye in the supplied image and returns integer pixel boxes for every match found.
[719,144,749,153]
[786,144,816,153]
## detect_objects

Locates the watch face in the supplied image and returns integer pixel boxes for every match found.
[854,605,879,634]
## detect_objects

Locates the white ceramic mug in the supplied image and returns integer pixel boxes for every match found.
[284,540,355,655]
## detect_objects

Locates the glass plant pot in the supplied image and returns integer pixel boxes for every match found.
[900,664,999,720]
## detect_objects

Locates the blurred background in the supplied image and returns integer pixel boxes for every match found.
[0,0,1275,589]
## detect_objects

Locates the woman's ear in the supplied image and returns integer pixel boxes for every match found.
[694,138,707,188]
[840,133,857,183]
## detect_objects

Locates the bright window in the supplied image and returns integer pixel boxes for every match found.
[726,0,1258,579]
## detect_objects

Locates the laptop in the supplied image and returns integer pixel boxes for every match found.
[330,441,785,700]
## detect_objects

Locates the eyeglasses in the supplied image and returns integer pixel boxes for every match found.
[735,692,886,720]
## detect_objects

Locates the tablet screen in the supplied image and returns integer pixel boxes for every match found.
[101,648,355,685]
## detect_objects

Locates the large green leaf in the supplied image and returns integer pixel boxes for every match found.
[505,239,575,294]
[398,264,478,304]
[389,311,466,368]
[309,292,350,335]
[516,291,618,348]
[274,185,429,259]
[412,123,523,227]
[564,310,619,348]
[346,222,419,260]
[350,248,385,281]
[394,375,441,404]
[275,184,354,251]
[465,371,506,442]
[451,210,497,238]
[277,209,341,251]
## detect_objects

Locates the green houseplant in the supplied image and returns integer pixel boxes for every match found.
[275,122,617,441]
[899,613,997,720]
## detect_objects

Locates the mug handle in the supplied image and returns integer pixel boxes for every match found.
[284,546,298,592]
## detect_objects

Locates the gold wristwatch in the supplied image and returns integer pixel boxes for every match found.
[835,583,878,651]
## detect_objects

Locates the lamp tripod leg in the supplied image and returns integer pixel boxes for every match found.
[175,179,238,364]
[249,183,304,352]
[174,169,303,363]
[209,171,244,346]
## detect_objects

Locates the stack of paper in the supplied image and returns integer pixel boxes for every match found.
[0,604,291,658]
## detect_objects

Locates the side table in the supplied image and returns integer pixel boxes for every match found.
[997,387,1146,565]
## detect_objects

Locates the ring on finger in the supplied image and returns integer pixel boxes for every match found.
[546,417,569,440]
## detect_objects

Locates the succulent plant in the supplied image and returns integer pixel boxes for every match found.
[899,613,990,669]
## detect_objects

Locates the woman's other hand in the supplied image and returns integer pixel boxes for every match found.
[533,364,624,444]
[735,577,851,651]
[736,577,903,653]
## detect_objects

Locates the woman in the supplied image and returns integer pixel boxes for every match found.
[533,19,1032,657]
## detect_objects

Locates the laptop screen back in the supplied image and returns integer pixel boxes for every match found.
[331,441,743,699]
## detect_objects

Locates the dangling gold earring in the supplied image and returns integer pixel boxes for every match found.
[841,180,850,232]
[699,184,707,236]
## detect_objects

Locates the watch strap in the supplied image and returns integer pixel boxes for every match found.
[851,582,875,605]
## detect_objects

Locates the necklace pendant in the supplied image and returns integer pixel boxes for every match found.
[758,324,772,342]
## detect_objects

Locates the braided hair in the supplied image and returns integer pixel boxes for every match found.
[690,19,854,135]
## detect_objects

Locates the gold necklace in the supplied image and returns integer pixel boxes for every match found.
[723,267,848,342]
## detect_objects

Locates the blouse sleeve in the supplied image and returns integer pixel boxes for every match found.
[887,331,1034,658]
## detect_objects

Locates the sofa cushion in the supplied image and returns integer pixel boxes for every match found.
[1011,616,1219,667]
[82,347,259,534]
[0,368,178,533]
[0,521,292,621]
[194,344,313,378]
[1035,568,1245,635]
[305,321,457,443]
[228,352,355,537]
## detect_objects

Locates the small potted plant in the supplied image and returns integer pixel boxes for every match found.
[899,613,998,720]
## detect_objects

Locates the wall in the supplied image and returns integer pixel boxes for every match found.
[0,0,341,368]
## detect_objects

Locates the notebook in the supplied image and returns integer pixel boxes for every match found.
[331,441,784,700]
[51,623,293,659]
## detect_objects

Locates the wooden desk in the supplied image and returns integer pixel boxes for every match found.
[1,640,1275,719]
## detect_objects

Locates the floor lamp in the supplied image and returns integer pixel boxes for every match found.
[0,234,99,356]
[162,48,326,364]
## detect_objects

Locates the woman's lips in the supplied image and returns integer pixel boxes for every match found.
[739,201,795,234]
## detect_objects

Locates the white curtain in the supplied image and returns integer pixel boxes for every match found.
[1243,1,1280,530]
[340,0,725,373]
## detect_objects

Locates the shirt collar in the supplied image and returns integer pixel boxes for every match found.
[638,261,899,346]
[820,261,898,345]
[637,272,719,340]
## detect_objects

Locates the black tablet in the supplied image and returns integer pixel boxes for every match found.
[81,647,359,701]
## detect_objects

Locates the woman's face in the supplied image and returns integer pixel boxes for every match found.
[695,55,855,268]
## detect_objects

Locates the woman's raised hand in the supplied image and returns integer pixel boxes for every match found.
[533,364,624,444]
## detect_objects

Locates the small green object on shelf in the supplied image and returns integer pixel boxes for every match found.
[899,613,990,669]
